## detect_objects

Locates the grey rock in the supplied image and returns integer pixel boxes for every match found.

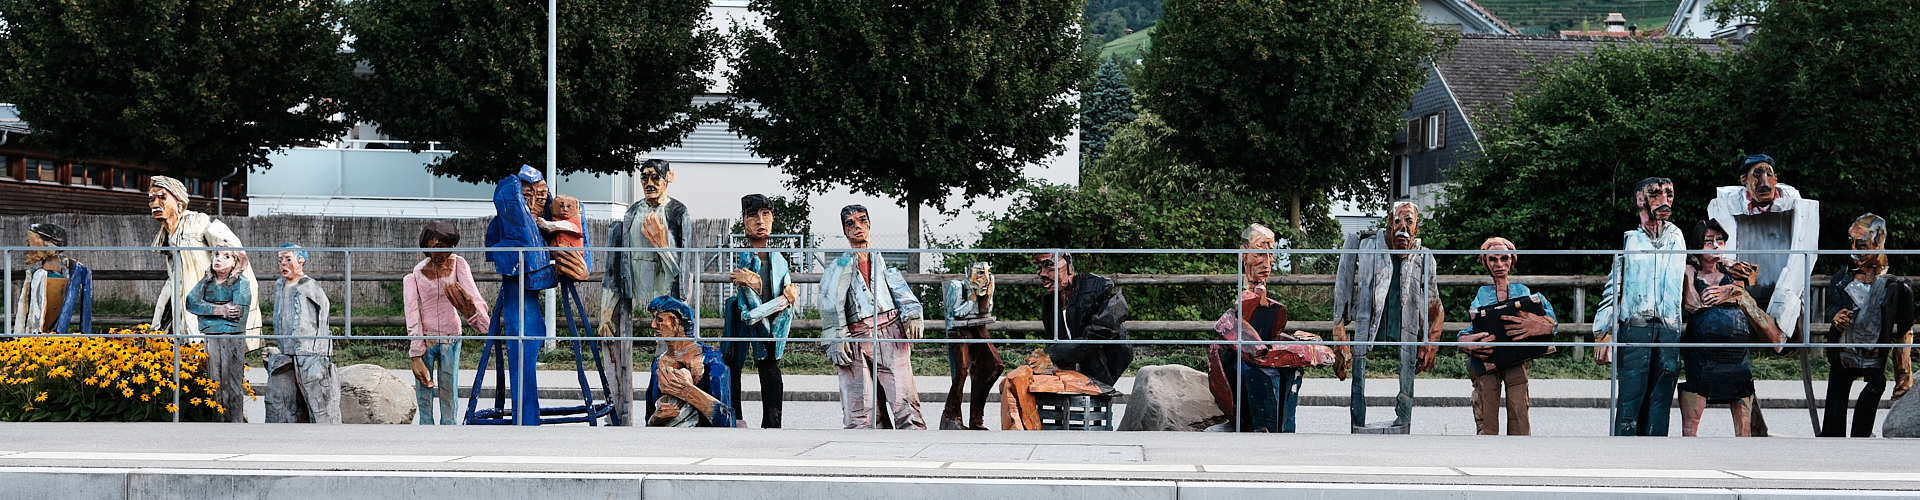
[1118,364,1226,431]
[1884,385,1920,438]
[337,364,416,424]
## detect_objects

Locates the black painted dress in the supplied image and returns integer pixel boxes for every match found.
[1679,266,1756,403]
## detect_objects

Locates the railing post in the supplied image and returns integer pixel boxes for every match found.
[344,250,353,337]
[3,249,10,337]
[1573,287,1586,361]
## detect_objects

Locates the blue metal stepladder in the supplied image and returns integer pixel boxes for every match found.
[465,217,618,426]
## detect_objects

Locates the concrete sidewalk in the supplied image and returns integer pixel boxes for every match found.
[2,422,1918,499]
[248,367,1881,409]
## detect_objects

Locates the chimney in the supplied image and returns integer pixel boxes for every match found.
[1605,13,1627,32]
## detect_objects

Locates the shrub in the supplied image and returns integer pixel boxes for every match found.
[0,325,236,421]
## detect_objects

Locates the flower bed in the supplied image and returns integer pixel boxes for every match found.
[0,325,241,421]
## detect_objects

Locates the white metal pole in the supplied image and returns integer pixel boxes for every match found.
[543,0,560,352]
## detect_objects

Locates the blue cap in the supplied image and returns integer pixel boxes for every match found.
[1738,154,1774,176]
[516,165,545,184]
[279,243,307,261]
[646,295,695,336]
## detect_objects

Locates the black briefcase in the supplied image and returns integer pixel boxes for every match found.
[1467,294,1557,371]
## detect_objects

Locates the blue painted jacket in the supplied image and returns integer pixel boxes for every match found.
[1593,223,1687,335]
[723,250,793,360]
[817,251,922,340]
[484,174,556,291]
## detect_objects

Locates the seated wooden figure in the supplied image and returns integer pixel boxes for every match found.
[1208,224,1334,433]
[1001,252,1129,430]
[643,295,737,427]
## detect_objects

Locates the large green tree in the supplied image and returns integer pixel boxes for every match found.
[1433,1,1920,273]
[342,0,718,183]
[1426,41,1737,276]
[0,0,351,177]
[1138,0,1446,231]
[1716,0,1920,264]
[725,0,1090,270]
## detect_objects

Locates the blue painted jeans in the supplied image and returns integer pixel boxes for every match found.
[1613,324,1680,436]
[499,275,546,426]
[414,341,461,425]
[1221,353,1302,432]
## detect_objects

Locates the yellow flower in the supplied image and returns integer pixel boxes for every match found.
[190,397,203,406]
[141,394,151,402]
[121,387,134,398]
[35,392,47,402]
[164,403,178,413]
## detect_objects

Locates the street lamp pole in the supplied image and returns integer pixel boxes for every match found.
[543,0,560,351]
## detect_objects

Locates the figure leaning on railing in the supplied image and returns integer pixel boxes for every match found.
[1332,201,1444,434]
[11,222,91,334]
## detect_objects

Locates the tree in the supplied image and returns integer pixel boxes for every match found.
[725,0,1090,271]
[1715,0,1920,266]
[1425,41,1739,276]
[1079,58,1137,169]
[342,0,719,184]
[1138,0,1447,231]
[0,0,351,177]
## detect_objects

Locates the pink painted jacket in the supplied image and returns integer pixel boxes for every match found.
[404,255,490,357]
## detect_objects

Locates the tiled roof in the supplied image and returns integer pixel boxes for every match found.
[1432,34,1732,121]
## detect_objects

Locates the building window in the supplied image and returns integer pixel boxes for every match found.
[184,177,204,197]
[1394,155,1412,199]
[70,163,102,187]
[0,155,11,179]
[24,159,57,183]
[1423,113,1447,150]
[112,169,146,191]
[1407,118,1423,153]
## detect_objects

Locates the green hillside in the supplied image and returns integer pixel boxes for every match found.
[1100,25,1154,61]
[1474,0,1675,34]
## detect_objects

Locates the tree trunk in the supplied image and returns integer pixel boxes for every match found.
[907,202,922,273]
[1290,189,1302,233]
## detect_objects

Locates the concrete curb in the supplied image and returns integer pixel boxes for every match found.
[8,468,1918,500]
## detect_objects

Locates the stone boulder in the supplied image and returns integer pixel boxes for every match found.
[1118,364,1226,431]
[337,364,417,424]
[1884,390,1920,438]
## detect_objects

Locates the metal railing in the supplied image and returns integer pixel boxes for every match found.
[1,244,1913,433]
